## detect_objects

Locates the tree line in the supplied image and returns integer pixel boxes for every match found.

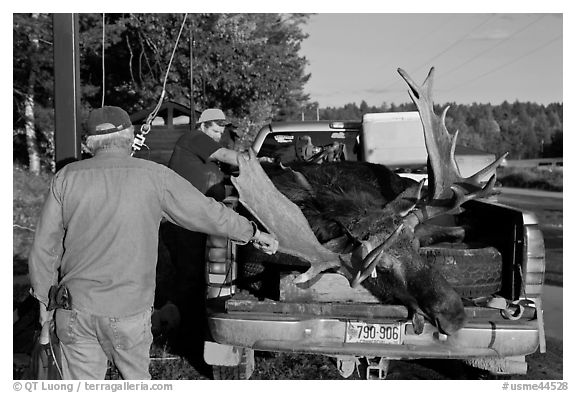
[13,13,562,172]
[13,13,311,172]
[301,100,563,160]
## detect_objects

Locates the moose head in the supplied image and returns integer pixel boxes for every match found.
[232,67,507,335]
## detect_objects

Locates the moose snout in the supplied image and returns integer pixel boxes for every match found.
[432,294,467,335]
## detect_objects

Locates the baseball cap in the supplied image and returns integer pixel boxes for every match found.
[197,108,231,125]
[86,106,132,136]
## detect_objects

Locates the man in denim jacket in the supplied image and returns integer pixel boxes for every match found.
[28,106,278,379]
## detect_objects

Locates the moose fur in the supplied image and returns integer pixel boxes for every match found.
[232,68,506,336]
[261,161,467,335]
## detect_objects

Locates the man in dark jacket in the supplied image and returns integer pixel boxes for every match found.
[163,108,251,364]
[28,106,278,379]
[168,108,240,200]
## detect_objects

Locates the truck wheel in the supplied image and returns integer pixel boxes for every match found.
[212,348,255,380]
[237,261,287,299]
[237,261,266,292]
[236,245,301,297]
[419,242,502,298]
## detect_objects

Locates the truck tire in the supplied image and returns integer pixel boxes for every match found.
[419,242,502,298]
[212,348,255,380]
[239,243,502,299]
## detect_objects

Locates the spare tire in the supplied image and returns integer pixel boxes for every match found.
[418,242,502,298]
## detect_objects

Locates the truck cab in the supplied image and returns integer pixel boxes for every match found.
[203,116,546,379]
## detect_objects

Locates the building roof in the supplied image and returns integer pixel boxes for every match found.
[130,101,201,126]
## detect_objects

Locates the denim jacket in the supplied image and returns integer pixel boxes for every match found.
[28,149,254,317]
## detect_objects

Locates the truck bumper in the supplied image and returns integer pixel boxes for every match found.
[207,312,540,359]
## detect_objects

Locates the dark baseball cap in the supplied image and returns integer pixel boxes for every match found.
[86,106,132,136]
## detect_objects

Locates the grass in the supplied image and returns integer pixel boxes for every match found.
[13,165,52,305]
[148,342,208,380]
[252,352,342,380]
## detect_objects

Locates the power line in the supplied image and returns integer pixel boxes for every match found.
[379,14,498,93]
[410,14,498,75]
[445,34,562,92]
[385,31,561,104]
[439,14,546,80]
[387,14,458,58]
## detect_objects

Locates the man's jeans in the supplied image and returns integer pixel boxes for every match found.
[54,307,153,380]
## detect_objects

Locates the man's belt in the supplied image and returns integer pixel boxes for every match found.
[47,285,72,311]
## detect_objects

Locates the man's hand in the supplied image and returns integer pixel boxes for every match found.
[251,229,279,255]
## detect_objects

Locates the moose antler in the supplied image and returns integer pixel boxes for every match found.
[233,68,508,292]
[232,150,343,284]
[351,68,509,286]
[397,67,508,203]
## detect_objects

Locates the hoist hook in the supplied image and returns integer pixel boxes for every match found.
[130,14,188,156]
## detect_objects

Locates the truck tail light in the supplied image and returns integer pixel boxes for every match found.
[206,236,236,299]
[523,225,546,297]
[206,197,239,299]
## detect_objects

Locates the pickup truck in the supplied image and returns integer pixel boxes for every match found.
[202,116,547,380]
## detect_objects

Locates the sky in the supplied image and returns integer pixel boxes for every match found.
[299,13,563,108]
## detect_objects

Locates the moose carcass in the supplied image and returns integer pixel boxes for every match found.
[232,67,507,335]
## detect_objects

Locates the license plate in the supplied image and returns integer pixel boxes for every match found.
[345,321,404,344]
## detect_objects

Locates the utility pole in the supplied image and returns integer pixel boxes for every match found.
[189,17,196,126]
[53,13,82,170]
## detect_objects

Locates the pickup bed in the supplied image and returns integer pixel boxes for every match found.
[202,120,546,379]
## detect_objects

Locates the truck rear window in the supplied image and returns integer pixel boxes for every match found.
[259,131,360,164]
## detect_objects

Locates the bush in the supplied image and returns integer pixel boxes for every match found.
[13,165,52,274]
[13,165,52,229]
[497,167,562,192]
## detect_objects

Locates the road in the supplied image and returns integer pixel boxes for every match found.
[496,187,563,286]
[495,188,563,379]
[497,187,563,200]
[496,187,563,339]
[543,285,562,341]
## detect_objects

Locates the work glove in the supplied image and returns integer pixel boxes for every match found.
[38,302,54,345]
[257,156,276,164]
[251,228,279,255]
